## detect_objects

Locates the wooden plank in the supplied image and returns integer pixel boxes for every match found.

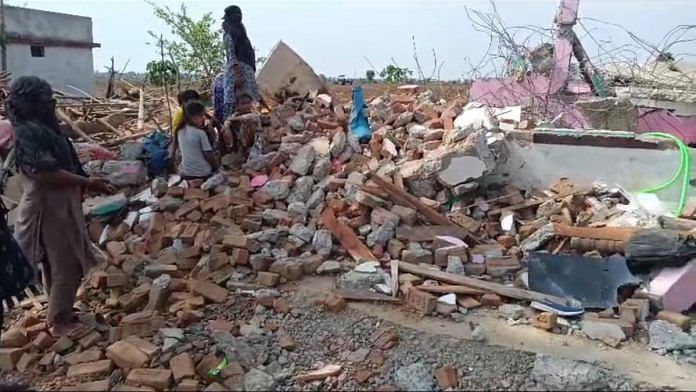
[391,260,399,298]
[488,189,587,217]
[56,108,97,144]
[370,173,451,226]
[395,261,570,304]
[332,289,402,303]
[396,225,470,241]
[96,118,125,136]
[416,284,489,296]
[321,209,376,263]
[553,224,636,242]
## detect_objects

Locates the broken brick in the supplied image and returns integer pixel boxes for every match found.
[191,280,229,303]
[435,366,459,389]
[532,312,557,331]
[656,310,691,331]
[0,348,24,371]
[257,271,279,287]
[323,293,346,312]
[170,352,196,382]
[66,359,114,378]
[480,293,502,307]
[175,200,200,219]
[106,340,149,369]
[126,368,172,391]
[406,289,436,315]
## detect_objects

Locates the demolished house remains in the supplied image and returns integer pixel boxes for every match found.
[0,0,695,391]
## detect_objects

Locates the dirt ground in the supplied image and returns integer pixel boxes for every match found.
[4,276,692,391]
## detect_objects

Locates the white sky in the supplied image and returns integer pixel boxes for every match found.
[12,0,696,80]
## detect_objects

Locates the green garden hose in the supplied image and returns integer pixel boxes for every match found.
[638,132,691,216]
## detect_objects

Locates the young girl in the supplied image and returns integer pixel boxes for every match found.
[176,101,219,180]
[222,93,263,161]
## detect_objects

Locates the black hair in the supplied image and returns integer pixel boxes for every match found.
[177,100,206,132]
[236,92,252,103]
[177,89,200,105]
[6,76,60,132]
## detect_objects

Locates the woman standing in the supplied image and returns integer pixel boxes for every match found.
[7,76,111,336]
[221,5,260,119]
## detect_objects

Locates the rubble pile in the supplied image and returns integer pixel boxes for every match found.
[0,83,694,391]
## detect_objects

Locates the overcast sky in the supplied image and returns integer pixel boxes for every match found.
[13,0,696,80]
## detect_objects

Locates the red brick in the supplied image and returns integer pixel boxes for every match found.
[232,248,250,265]
[195,354,220,382]
[0,348,23,371]
[480,293,503,307]
[32,332,55,351]
[257,271,279,287]
[175,200,199,219]
[191,280,229,303]
[50,336,75,354]
[273,298,291,314]
[532,312,557,331]
[183,188,208,201]
[323,293,346,312]
[16,352,38,373]
[435,366,458,389]
[223,234,248,249]
[457,296,482,309]
[177,379,199,392]
[62,379,111,392]
[201,194,229,213]
[65,347,103,366]
[107,340,149,369]
[497,235,516,249]
[66,359,114,378]
[126,368,172,390]
[278,335,296,351]
[317,119,339,130]
[179,223,200,245]
[167,187,185,197]
[170,352,195,382]
[485,257,521,277]
[406,289,436,315]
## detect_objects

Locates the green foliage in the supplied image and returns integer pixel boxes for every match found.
[147,1,224,79]
[146,60,178,86]
[366,70,376,82]
[379,65,412,84]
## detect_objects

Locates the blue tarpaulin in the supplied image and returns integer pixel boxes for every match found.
[349,86,371,142]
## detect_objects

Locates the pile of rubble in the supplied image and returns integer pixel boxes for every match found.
[0,83,694,391]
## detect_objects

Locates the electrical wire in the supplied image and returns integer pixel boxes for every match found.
[639,132,691,216]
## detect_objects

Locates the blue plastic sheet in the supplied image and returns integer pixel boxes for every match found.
[349,86,371,142]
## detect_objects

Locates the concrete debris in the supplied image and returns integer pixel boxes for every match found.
[3,56,694,392]
[649,320,696,351]
[394,362,434,392]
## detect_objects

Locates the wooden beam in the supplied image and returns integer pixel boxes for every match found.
[553,224,636,242]
[416,284,489,296]
[369,173,452,226]
[396,225,471,242]
[321,208,376,263]
[395,261,570,304]
[55,108,97,144]
[488,188,587,217]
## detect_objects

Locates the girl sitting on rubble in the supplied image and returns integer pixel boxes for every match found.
[220,92,264,163]
[175,101,219,180]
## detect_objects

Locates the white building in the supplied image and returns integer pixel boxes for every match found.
[1,6,99,95]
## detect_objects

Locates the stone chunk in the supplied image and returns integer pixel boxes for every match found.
[289,145,316,175]
[0,348,24,371]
